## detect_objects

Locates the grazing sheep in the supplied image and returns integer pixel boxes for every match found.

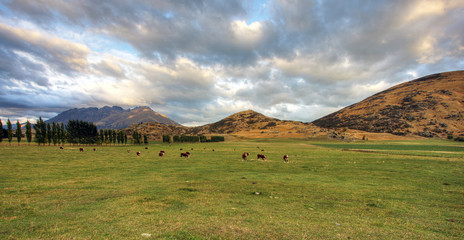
[180,152,190,158]
[159,151,165,157]
[79,148,84,152]
[127,150,131,153]
[257,154,266,160]
[283,154,289,163]
[136,151,141,156]
[93,148,96,152]
[242,152,249,160]
[60,147,63,150]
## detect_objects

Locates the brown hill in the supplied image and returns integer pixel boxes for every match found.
[126,110,357,141]
[197,110,322,138]
[312,71,464,138]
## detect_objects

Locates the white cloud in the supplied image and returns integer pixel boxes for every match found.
[0,0,463,125]
[230,20,263,48]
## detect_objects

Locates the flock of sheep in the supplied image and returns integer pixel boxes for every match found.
[73,146,290,163]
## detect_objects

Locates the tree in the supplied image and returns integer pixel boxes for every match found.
[26,121,32,145]
[132,130,141,144]
[163,135,171,143]
[104,129,109,144]
[33,117,46,145]
[15,120,22,145]
[124,132,128,144]
[100,129,104,144]
[7,119,13,145]
[52,122,58,145]
[108,129,113,145]
[66,120,98,145]
[143,134,148,144]
[112,130,117,145]
[0,119,3,143]
[60,123,66,145]
[117,131,123,144]
[47,123,52,146]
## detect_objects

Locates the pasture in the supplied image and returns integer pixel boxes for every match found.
[1,139,463,239]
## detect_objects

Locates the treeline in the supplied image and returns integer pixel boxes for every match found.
[2,117,220,146]
[33,118,130,145]
[0,116,145,146]
[99,128,128,145]
[162,135,225,143]
[0,118,30,145]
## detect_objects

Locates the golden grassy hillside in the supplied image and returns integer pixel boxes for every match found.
[313,71,464,138]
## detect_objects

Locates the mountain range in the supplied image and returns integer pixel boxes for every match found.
[46,106,180,129]
[45,70,464,140]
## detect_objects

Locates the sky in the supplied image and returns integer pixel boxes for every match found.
[0,0,463,126]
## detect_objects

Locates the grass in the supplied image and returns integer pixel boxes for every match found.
[0,139,463,239]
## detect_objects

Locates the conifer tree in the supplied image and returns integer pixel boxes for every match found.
[104,129,109,144]
[47,123,52,145]
[52,122,58,145]
[33,117,46,145]
[100,129,104,144]
[7,119,13,145]
[60,122,66,145]
[15,120,22,145]
[56,123,61,145]
[26,121,32,145]
[108,129,113,145]
[0,119,3,143]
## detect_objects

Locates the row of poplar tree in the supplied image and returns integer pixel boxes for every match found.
[0,118,32,145]
[0,117,147,145]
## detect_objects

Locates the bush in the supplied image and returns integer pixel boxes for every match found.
[210,136,225,142]
[455,136,464,142]
[180,135,200,143]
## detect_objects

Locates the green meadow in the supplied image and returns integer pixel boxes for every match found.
[1,139,463,239]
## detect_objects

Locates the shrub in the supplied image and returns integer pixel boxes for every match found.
[210,136,225,142]
[455,136,464,142]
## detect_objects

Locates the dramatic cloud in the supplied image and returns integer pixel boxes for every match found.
[0,0,463,125]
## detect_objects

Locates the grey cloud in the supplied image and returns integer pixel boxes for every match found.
[0,23,90,77]
[0,48,50,87]
[93,60,126,79]
[1,0,463,124]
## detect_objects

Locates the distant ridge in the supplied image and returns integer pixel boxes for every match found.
[312,71,464,138]
[46,106,180,129]
[126,109,328,140]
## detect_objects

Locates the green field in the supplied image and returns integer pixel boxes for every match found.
[1,139,463,239]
